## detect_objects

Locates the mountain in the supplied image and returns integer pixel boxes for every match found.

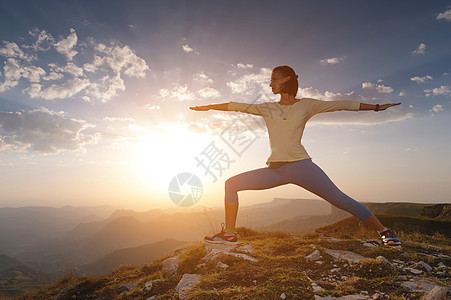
[81,239,190,275]
[15,216,451,299]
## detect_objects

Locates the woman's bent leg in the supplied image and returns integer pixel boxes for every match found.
[224,167,288,230]
[287,160,372,221]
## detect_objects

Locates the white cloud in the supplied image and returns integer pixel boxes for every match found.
[436,8,451,21]
[25,78,91,100]
[25,28,55,52]
[0,58,24,92]
[236,63,253,69]
[95,43,149,78]
[299,86,361,102]
[399,91,406,97]
[198,87,221,98]
[320,57,345,65]
[144,104,161,110]
[159,85,196,101]
[84,74,125,103]
[424,85,451,97]
[54,28,78,60]
[193,72,213,85]
[412,43,426,55]
[430,104,443,113]
[362,82,393,94]
[410,75,433,83]
[0,108,96,153]
[48,62,84,77]
[182,44,193,53]
[0,42,34,61]
[0,29,149,102]
[227,67,272,95]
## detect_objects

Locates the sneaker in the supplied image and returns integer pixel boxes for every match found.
[204,224,239,244]
[379,228,401,246]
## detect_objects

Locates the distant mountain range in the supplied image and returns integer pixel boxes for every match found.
[0,200,449,294]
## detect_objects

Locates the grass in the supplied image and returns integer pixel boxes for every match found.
[10,216,450,300]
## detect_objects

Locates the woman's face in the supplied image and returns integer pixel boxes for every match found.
[269,71,290,94]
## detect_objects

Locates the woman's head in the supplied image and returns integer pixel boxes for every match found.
[270,66,299,96]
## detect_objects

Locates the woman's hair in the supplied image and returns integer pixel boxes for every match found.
[273,65,299,96]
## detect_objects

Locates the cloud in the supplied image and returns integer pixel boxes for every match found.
[144,104,161,110]
[25,78,91,100]
[0,41,34,61]
[25,28,55,52]
[198,87,221,98]
[412,43,426,55]
[226,67,272,95]
[0,28,149,102]
[0,108,96,153]
[236,63,253,69]
[84,74,125,102]
[362,82,393,94]
[182,44,194,53]
[54,28,78,60]
[436,8,451,21]
[95,43,149,78]
[410,75,433,83]
[399,91,406,97]
[424,85,451,97]
[320,57,345,65]
[299,87,362,102]
[193,72,213,85]
[430,104,443,113]
[159,85,196,101]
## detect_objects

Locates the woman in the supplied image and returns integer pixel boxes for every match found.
[190,65,401,246]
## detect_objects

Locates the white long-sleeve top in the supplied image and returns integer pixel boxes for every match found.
[228,98,360,164]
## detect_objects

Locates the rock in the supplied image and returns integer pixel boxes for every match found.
[146,296,156,300]
[306,250,322,261]
[362,242,377,248]
[341,276,348,281]
[176,273,202,300]
[422,285,451,300]
[163,256,179,277]
[203,245,258,263]
[416,261,432,272]
[324,237,342,243]
[217,261,228,269]
[405,267,423,275]
[371,293,380,300]
[401,277,437,293]
[236,244,254,253]
[330,268,340,272]
[315,295,337,300]
[375,256,390,266]
[54,287,69,300]
[338,294,371,299]
[196,263,206,269]
[144,281,153,291]
[437,262,447,268]
[280,292,286,299]
[118,282,139,291]
[315,261,323,265]
[400,252,410,259]
[323,248,366,264]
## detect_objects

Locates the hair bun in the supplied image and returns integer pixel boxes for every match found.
[295,75,298,79]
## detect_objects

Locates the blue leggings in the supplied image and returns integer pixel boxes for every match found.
[224,159,372,221]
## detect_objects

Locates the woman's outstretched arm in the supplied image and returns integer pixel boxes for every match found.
[359,102,401,111]
[190,103,229,111]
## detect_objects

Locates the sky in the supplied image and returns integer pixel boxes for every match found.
[0,0,450,210]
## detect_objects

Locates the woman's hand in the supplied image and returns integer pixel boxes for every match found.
[190,105,210,111]
[359,102,401,111]
[377,102,401,111]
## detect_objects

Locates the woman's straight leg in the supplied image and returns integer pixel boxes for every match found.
[286,159,372,221]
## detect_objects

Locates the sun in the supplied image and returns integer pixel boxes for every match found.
[129,122,209,192]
